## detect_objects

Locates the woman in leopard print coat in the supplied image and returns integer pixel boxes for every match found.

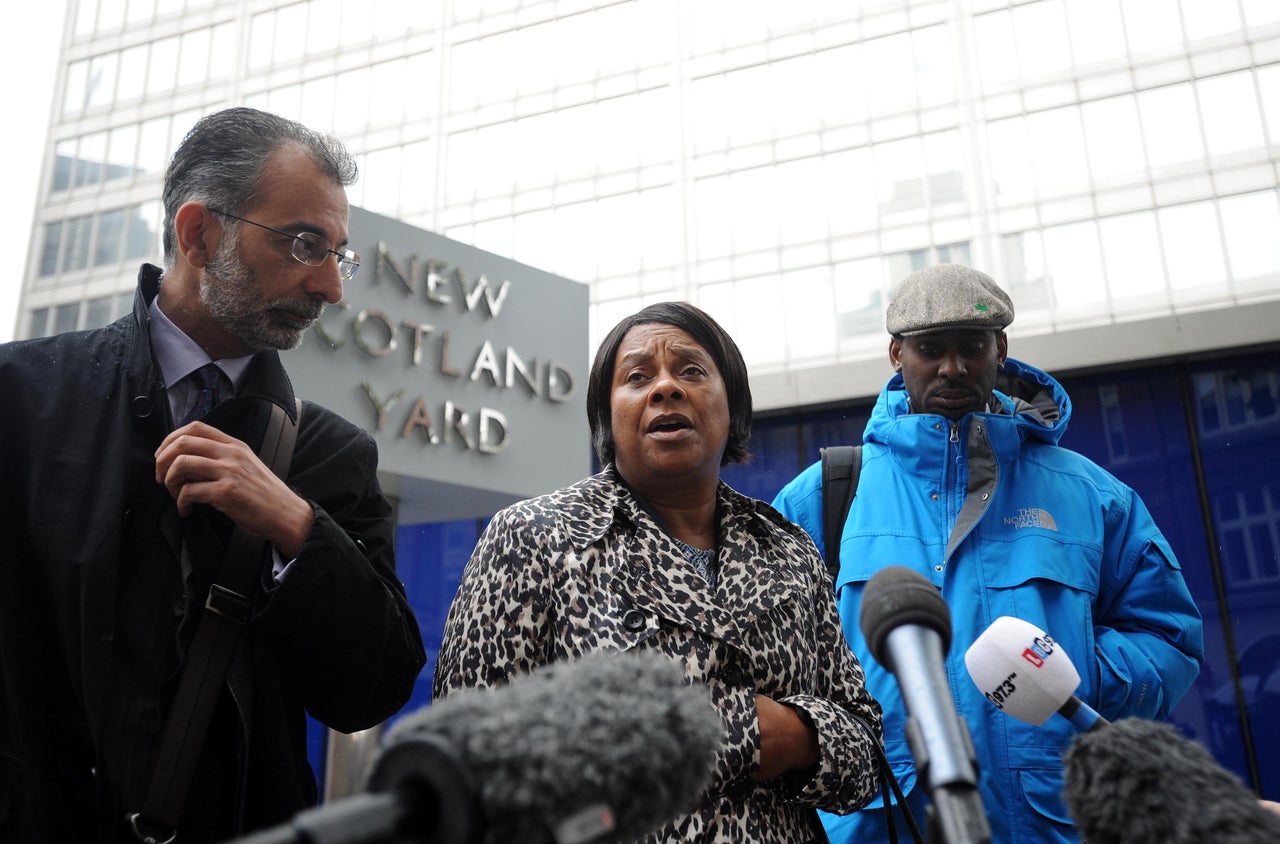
[433,302,883,843]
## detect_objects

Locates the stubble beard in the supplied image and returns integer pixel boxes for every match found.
[200,227,323,352]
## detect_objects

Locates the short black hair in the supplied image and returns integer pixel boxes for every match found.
[587,301,752,467]
[161,107,358,268]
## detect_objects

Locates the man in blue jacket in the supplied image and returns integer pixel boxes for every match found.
[771,263,1204,843]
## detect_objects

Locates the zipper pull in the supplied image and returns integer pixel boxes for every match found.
[950,422,960,444]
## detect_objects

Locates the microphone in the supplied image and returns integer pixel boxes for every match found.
[1063,717,1280,844]
[859,566,991,844]
[963,616,1108,733]
[235,649,724,844]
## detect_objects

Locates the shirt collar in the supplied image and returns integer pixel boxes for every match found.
[148,291,254,392]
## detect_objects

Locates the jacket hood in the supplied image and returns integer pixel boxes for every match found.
[866,356,1071,448]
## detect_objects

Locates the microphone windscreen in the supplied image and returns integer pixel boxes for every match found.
[1064,717,1280,844]
[859,565,951,667]
[389,650,724,842]
[964,616,1080,726]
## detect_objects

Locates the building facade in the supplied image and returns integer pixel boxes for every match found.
[16,0,1280,805]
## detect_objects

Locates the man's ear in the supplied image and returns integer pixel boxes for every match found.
[996,331,1009,366]
[889,336,903,371]
[173,202,219,269]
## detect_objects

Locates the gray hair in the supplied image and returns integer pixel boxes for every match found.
[161,107,358,268]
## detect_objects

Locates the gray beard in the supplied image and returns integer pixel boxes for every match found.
[200,231,323,352]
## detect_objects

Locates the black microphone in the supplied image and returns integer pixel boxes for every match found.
[1063,717,1280,844]
[234,649,724,844]
[859,566,991,844]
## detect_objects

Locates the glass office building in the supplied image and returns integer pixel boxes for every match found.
[17,0,1280,803]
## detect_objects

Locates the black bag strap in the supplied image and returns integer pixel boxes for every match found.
[130,400,301,844]
[819,444,862,586]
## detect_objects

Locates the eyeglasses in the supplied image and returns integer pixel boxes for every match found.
[207,207,360,280]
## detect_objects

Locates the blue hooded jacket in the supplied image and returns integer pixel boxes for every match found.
[772,358,1204,843]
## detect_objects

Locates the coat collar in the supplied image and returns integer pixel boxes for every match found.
[557,467,811,644]
[131,264,300,425]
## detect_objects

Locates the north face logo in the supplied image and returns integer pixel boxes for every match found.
[1003,508,1058,530]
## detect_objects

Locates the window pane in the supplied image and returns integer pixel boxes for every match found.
[874,136,926,216]
[209,23,236,79]
[1067,0,1128,66]
[782,266,836,360]
[64,215,94,272]
[127,202,163,261]
[117,43,148,102]
[924,130,965,207]
[1123,0,1184,54]
[274,2,308,65]
[825,147,878,235]
[864,32,916,114]
[914,25,956,107]
[1027,106,1089,195]
[1198,72,1265,157]
[75,131,107,188]
[1158,201,1228,291]
[362,146,402,215]
[177,27,212,88]
[106,124,139,183]
[94,208,126,266]
[306,0,341,55]
[1003,231,1053,321]
[29,308,50,338]
[1015,0,1072,77]
[300,75,337,136]
[127,0,155,26]
[694,174,732,259]
[834,256,887,343]
[1043,221,1106,310]
[1180,0,1240,40]
[86,52,119,111]
[148,36,179,96]
[1219,191,1280,282]
[53,139,74,191]
[86,296,115,328]
[1259,65,1280,146]
[974,11,1018,84]
[1099,211,1166,303]
[40,221,63,276]
[1138,83,1205,168]
[137,115,170,176]
[987,117,1035,204]
[1082,95,1145,182]
[53,302,82,335]
[63,59,88,116]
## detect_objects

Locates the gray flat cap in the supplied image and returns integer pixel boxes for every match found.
[886,263,1015,336]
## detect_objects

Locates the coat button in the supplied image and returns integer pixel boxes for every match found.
[719,664,747,687]
[622,609,646,632]
[728,777,755,802]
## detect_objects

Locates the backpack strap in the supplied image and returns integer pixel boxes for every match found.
[819,444,862,587]
[130,399,301,844]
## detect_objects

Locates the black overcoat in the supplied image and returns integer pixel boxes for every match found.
[0,265,426,842]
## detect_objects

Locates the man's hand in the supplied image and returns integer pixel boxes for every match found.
[156,421,313,558]
[754,694,819,782]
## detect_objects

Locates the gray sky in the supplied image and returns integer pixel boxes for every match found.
[3,2,67,342]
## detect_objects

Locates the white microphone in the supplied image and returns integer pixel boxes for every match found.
[963,616,1108,733]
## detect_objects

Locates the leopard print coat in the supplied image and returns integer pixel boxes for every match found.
[433,466,883,843]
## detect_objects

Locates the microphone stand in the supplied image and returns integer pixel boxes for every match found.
[233,734,480,844]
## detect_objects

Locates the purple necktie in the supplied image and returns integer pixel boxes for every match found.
[179,363,227,426]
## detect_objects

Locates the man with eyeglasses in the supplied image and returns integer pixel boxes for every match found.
[0,108,426,843]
